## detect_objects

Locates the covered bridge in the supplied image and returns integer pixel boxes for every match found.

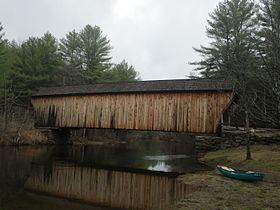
[31,79,234,134]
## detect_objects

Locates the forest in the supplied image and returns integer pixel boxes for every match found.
[0,24,140,110]
[191,0,280,130]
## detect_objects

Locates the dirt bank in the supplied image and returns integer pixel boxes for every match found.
[0,129,51,146]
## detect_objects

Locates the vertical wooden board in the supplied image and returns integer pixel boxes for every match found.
[136,94,141,130]
[101,96,106,128]
[98,96,102,128]
[134,94,137,130]
[213,93,219,133]
[120,94,125,129]
[196,94,200,133]
[133,94,138,129]
[164,94,169,131]
[139,94,144,130]
[197,93,202,133]
[169,94,174,131]
[199,93,204,133]
[132,94,137,130]
[176,93,181,132]
[88,96,93,128]
[152,94,156,130]
[88,96,93,127]
[202,94,207,133]
[185,95,192,132]
[129,95,135,129]
[156,94,161,131]
[127,95,131,129]
[148,94,153,130]
[157,94,163,130]
[163,94,167,131]
[189,94,194,132]
[183,94,188,132]
[200,94,204,133]
[92,95,97,128]
[128,95,132,129]
[193,93,198,133]
[105,95,111,128]
[114,95,119,129]
[205,93,211,133]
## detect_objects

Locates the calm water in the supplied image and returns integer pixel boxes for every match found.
[0,146,115,210]
[0,140,205,209]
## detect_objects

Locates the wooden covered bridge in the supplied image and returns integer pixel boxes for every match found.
[31,79,234,135]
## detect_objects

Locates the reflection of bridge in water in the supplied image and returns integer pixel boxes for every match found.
[29,79,234,209]
[25,142,208,209]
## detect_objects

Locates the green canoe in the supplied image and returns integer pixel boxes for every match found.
[217,165,264,181]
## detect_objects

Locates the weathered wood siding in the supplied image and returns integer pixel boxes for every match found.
[25,162,189,210]
[32,92,233,134]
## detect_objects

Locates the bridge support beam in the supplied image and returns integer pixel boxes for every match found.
[50,128,71,145]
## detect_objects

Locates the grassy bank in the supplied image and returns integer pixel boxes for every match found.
[179,145,280,210]
[0,129,50,146]
[0,116,51,146]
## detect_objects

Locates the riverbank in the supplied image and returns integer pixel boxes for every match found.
[0,129,50,146]
[0,128,124,146]
[179,145,280,210]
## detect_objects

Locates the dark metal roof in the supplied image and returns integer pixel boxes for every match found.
[32,79,234,97]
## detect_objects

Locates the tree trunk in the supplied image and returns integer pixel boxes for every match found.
[245,110,252,160]
[25,101,30,122]
[3,108,7,131]
[3,73,7,131]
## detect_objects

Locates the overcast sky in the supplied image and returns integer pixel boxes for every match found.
[0,0,221,80]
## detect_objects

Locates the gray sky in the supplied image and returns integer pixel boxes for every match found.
[0,0,221,80]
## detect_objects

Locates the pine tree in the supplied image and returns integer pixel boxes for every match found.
[79,25,112,83]
[254,0,280,126]
[0,22,5,65]
[103,60,140,82]
[9,33,62,100]
[191,0,259,160]
[60,25,113,83]
[191,0,258,78]
[0,22,8,76]
[60,30,82,68]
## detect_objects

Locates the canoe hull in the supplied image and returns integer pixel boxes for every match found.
[217,166,264,181]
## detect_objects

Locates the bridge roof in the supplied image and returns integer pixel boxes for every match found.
[32,79,234,97]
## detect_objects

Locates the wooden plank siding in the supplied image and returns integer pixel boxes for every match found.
[31,91,233,134]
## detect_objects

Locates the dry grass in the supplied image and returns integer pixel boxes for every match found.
[20,129,49,145]
[178,145,280,210]
[0,117,49,145]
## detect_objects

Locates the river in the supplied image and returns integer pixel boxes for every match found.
[0,140,206,209]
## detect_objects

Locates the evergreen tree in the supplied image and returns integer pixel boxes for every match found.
[9,32,62,100]
[0,22,5,66]
[191,0,259,159]
[254,0,280,126]
[79,25,112,71]
[103,60,140,82]
[0,23,13,82]
[80,25,112,82]
[60,30,82,68]
[60,25,113,83]
[191,0,258,79]
[0,24,17,87]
